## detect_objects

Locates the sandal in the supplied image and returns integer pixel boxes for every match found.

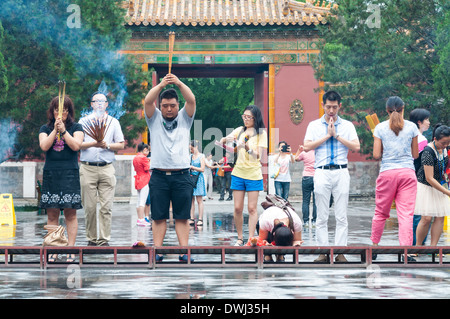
[48,254,58,263]
[189,219,195,226]
[234,238,244,246]
[264,255,274,263]
[66,254,76,263]
[276,255,285,263]
[196,219,203,226]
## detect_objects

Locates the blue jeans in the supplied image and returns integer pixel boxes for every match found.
[413,214,428,245]
[219,171,232,198]
[302,176,316,223]
[274,181,290,200]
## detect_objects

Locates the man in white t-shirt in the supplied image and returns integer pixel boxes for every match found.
[144,73,196,262]
[304,91,360,263]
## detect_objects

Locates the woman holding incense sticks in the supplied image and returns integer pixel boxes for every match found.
[39,96,84,262]
[219,105,267,246]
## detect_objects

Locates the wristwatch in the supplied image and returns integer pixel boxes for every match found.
[106,144,111,150]
[247,149,253,155]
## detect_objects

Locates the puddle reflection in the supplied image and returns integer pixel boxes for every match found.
[1,201,449,299]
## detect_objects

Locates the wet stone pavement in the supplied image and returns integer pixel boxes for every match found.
[0,195,450,299]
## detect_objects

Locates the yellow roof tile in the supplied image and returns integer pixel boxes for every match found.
[124,0,335,27]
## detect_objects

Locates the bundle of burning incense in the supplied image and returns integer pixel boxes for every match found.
[366,113,380,134]
[168,31,175,74]
[371,113,380,126]
[214,135,250,154]
[55,80,66,144]
[215,140,235,153]
[233,135,249,152]
[58,80,66,119]
[82,116,111,142]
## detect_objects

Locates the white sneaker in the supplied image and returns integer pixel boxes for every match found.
[137,219,151,227]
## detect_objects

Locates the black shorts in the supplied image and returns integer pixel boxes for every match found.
[149,169,194,220]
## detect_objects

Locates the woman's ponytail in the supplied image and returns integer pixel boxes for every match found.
[386,96,405,136]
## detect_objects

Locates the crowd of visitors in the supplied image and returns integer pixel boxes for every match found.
[37,75,449,263]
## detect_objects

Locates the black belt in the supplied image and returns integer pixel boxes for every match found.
[152,168,190,175]
[317,164,347,170]
[82,161,111,167]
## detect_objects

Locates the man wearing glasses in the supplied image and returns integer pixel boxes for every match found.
[304,91,360,263]
[144,73,196,262]
[79,92,125,246]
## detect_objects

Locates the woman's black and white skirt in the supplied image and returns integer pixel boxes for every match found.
[39,169,82,210]
[414,182,450,217]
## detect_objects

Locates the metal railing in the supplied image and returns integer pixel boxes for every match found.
[1,245,449,269]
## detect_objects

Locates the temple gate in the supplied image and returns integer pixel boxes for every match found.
[121,0,337,154]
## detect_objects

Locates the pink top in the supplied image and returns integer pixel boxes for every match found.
[296,150,315,177]
[418,133,428,153]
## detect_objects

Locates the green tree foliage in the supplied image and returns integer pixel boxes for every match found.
[187,78,254,127]
[0,21,8,103]
[433,1,450,119]
[0,0,148,159]
[313,0,449,155]
[166,77,254,153]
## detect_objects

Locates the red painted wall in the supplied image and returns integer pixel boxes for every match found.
[273,64,369,162]
[273,64,319,153]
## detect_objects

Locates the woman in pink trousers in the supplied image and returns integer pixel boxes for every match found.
[370,97,419,260]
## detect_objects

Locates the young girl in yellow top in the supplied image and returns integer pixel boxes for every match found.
[220,105,268,246]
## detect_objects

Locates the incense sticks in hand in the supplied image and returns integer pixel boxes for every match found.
[58,80,66,119]
[55,80,66,144]
[82,116,110,142]
[168,31,175,74]
[366,113,380,134]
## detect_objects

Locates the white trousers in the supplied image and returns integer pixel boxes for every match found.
[204,170,213,198]
[313,168,350,246]
[136,184,149,208]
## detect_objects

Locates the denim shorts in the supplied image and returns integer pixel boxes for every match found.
[231,175,264,192]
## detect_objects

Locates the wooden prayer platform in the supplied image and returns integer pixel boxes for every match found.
[1,245,449,269]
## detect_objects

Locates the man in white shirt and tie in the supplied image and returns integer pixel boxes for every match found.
[304,91,360,263]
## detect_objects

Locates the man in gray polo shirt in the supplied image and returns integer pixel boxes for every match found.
[144,73,196,262]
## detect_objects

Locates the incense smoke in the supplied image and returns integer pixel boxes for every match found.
[80,76,127,119]
[0,0,129,121]
[0,118,20,164]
